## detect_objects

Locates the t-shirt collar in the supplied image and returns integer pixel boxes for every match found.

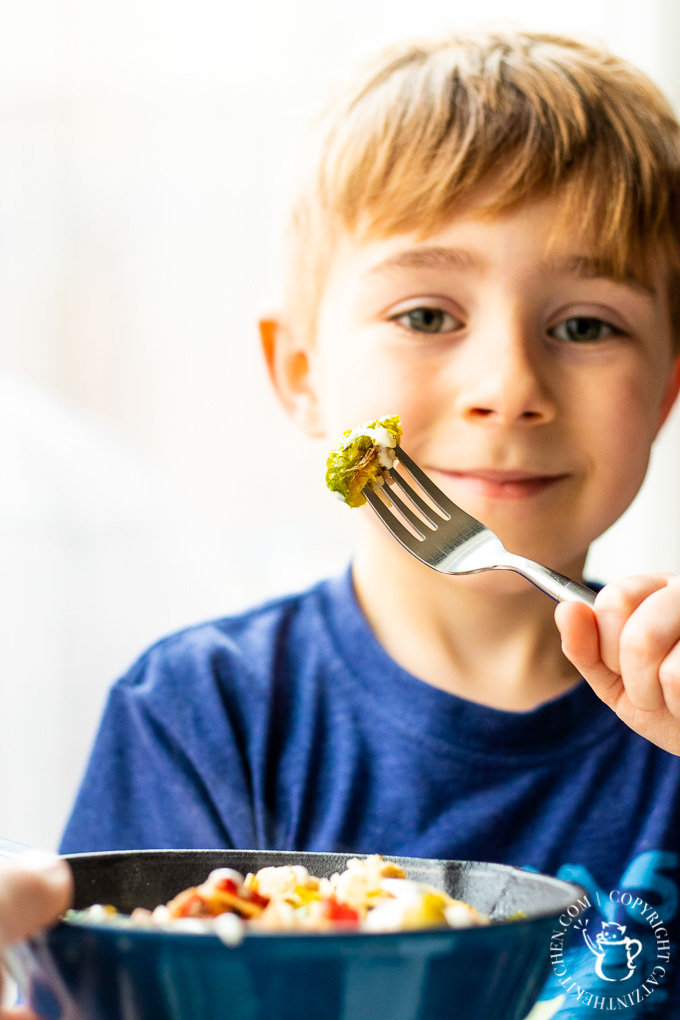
[320,566,617,758]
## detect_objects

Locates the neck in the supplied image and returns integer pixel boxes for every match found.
[351,532,585,712]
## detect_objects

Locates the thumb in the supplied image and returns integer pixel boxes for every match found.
[554,600,622,708]
[0,852,73,948]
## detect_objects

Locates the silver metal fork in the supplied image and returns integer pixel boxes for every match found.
[365,446,596,606]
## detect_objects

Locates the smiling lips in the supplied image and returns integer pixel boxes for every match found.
[431,468,568,500]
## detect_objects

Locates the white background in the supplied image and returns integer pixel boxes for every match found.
[0,0,679,852]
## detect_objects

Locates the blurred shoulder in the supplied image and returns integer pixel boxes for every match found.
[109,574,344,705]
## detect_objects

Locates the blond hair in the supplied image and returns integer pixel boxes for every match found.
[284,30,680,346]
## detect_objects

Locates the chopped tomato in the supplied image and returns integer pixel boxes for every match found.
[248,889,270,909]
[322,897,360,924]
[213,877,239,895]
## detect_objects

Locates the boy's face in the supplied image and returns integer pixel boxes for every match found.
[279,195,680,576]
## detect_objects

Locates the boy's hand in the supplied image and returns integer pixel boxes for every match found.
[0,852,73,1019]
[555,575,680,756]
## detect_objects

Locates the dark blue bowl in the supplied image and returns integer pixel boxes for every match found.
[7,849,584,1020]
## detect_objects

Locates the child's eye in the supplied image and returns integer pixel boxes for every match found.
[392,307,461,334]
[550,316,621,343]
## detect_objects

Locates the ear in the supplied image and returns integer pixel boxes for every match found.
[657,353,680,431]
[259,316,324,437]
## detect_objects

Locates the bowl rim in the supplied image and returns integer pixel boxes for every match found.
[58,848,587,942]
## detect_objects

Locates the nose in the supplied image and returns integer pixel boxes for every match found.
[456,330,556,426]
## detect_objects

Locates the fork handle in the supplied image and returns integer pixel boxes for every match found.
[503,555,597,607]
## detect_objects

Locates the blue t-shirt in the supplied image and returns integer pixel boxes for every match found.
[60,570,680,1018]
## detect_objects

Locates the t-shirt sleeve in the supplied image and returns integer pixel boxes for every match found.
[58,627,261,854]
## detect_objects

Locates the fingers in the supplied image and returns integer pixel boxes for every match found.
[556,575,680,718]
[594,574,671,671]
[595,575,680,712]
[657,591,680,717]
[0,852,73,949]
[555,600,599,667]
[554,599,622,708]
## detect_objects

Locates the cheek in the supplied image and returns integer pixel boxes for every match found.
[584,375,661,513]
[313,337,434,441]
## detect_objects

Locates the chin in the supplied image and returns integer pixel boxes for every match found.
[448,569,546,600]
[492,524,587,576]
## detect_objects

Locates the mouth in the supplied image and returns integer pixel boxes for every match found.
[428,468,569,501]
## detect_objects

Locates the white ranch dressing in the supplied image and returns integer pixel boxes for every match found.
[341,424,398,469]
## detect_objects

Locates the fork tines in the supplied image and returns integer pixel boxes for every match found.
[392,447,453,518]
[364,446,451,545]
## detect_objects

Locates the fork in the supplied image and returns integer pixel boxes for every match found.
[364,446,596,606]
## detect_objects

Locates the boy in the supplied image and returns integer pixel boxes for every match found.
[60,30,680,1018]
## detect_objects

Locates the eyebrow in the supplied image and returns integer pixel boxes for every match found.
[365,246,488,276]
[541,255,656,296]
[365,247,655,296]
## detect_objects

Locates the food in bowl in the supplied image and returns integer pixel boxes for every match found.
[325,416,402,507]
[8,849,586,1020]
[65,854,488,945]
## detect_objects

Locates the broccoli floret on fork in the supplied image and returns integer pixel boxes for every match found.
[325,415,402,508]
